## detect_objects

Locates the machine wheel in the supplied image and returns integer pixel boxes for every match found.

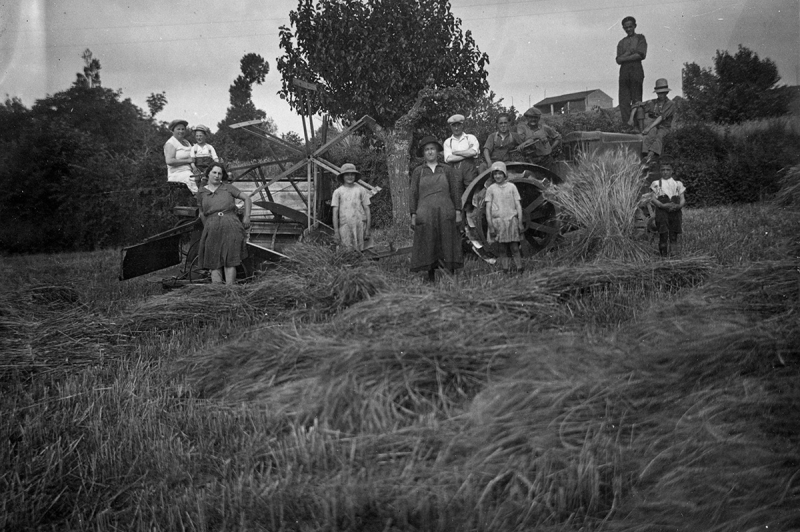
[463,162,562,261]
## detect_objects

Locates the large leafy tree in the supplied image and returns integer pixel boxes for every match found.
[215,53,278,162]
[682,45,792,124]
[277,0,490,224]
[0,53,169,252]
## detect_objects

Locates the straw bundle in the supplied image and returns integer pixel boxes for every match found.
[546,149,651,262]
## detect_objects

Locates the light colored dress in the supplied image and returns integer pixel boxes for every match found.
[196,183,247,269]
[165,136,196,193]
[331,184,370,250]
[485,181,521,243]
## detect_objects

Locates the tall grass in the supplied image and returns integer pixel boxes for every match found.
[545,148,650,262]
[1,203,798,530]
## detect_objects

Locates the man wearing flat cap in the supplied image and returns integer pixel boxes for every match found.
[443,114,481,190]
[516,107,561,169]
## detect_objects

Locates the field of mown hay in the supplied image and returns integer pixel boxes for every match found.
[1,202,798,531]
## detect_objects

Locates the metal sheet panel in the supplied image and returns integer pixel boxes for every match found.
[119,234,182,280]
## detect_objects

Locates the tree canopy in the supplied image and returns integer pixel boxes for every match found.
[277,0,489,129]
[215,53,277,162]
[0,52,170,253]
[682,45,792,124]
[277,0,490,224]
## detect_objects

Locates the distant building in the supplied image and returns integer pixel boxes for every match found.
[535,90,613,115]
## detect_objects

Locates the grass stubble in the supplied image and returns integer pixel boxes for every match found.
[1,187,798,530]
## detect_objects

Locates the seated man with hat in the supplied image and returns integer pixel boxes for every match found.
[443,114,481,191]
[516,107,561,169]
[641,78,676,162]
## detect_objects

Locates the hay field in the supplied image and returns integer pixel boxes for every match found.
[1,202,798,531]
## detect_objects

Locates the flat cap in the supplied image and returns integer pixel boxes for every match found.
[447,114,465,124]
[523,107,542,118]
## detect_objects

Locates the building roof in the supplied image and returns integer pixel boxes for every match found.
[535,89,610,107]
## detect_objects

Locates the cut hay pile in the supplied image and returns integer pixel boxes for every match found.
[546,148,651,262]
[122,243,391,332]
[775,164,800,206]
[174,258,798,529]
[178,257,713,433]
[0,284,129,379]
[456,259,800,529]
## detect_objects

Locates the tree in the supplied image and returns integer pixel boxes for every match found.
[0,57,168,253]
[215,53,277,162]
[682,45,792,123]
[146,91,168,118]
[75,49,102,88]
[277,0,490,225]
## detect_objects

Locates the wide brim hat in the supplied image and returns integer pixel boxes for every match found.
[490,161,508,177]
[417,135,444,156]
[168,119,189,131]
[192,124,211,134]
[523,107,542,118]
[337,162,362,184]
[654,78,671,93]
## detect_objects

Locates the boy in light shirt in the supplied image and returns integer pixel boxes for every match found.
[650,156,686,257]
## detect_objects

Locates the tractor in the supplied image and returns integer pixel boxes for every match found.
[462,130,646,263]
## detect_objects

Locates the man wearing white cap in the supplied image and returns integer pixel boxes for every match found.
[443,114,481,190]
[641,78,676,161]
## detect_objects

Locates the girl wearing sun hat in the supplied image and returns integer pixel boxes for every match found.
[331,163,371,251]
[641,78,676,161]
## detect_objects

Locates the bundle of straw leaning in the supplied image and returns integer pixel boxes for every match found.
[545,148,650,262]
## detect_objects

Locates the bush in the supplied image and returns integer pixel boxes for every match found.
[667,117,800,206]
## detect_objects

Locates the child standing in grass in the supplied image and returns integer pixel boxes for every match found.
[485,162,525,273]
[650,156,685,256]
[332,163,371,251]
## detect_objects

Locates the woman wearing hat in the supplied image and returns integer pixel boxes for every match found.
[164,119,196,194]
[331,163,371,251]
[641,78,676,161]
[409,136,464,281]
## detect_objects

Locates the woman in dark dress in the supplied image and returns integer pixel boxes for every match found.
[196,163,252,285]
[409,135,464,282]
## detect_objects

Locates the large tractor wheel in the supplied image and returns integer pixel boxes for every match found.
[462,162,562,262]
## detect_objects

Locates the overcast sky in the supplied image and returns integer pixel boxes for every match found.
[1,0,797,136]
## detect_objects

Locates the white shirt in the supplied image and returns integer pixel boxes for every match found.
[651,177,686,198]
[190,143,219,161]
[444,133,480,163]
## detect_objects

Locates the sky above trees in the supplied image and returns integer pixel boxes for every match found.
[1,0,797,135]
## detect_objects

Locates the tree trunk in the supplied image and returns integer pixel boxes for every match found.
[381,126,414,228]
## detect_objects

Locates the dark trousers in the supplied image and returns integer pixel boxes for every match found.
[655,195,682,256]
[619,63,644,125]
